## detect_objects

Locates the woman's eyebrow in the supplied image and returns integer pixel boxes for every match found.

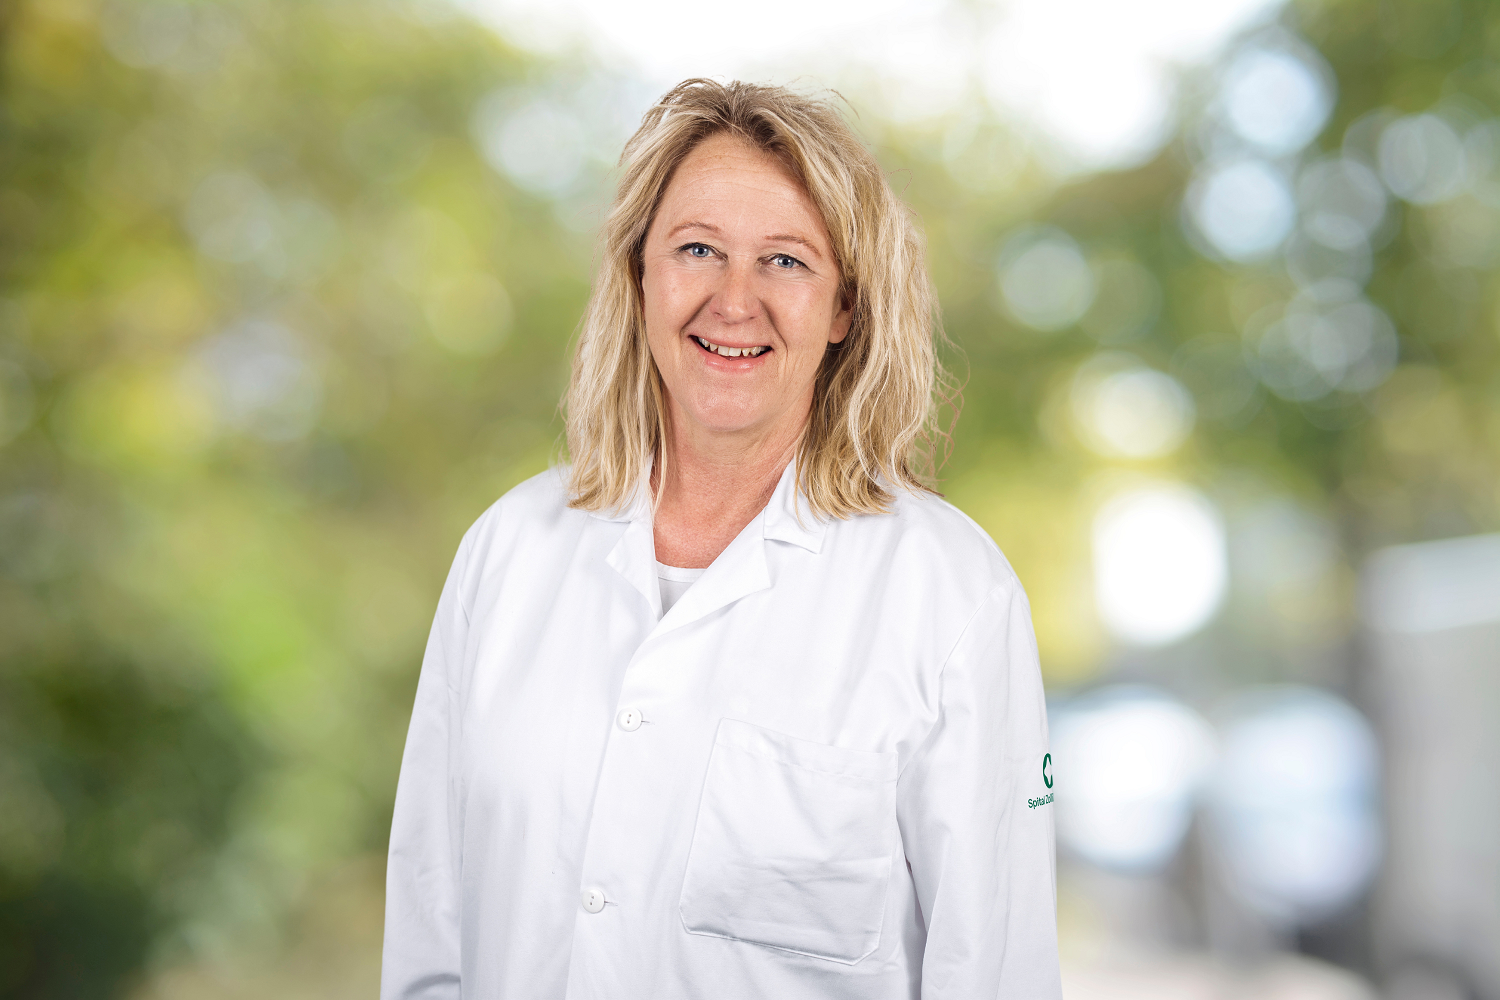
[666,221,722,239]
[766,233,824,260]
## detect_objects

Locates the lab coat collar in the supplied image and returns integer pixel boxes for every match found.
[760,458,827,554]
[599,460,658,613]
[588,464,654,525]
[600,457,827,632]
[589,457,828,554]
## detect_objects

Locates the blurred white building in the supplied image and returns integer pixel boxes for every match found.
[1364,534,1500,1000]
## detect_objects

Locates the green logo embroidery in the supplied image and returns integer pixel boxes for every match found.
[1028,754,1055,809]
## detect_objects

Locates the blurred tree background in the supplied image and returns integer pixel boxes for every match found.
[0,0,1496,996]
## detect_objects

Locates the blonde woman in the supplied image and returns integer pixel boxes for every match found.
[382,80,1061,999]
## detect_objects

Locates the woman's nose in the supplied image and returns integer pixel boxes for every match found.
[709,261,759,324]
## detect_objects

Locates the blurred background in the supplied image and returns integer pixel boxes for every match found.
[1,0,1497,996]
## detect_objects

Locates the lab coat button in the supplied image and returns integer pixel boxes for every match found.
[617,708,642,731]
[581,887,606,914]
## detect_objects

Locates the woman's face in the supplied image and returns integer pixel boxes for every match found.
[641,132,851,446]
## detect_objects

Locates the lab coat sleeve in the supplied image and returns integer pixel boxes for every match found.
[380,527,475,1000]
[897,581,1061,999]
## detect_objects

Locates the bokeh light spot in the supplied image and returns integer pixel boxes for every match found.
[1221,38,1334,156]
[1072,355,1195,459]
[99,0,193,70]
[473,94,587,195]
[997,226,1095,332]
[1209,687,1381,925]
[1464,120,1500,208]
[1093,484,1228,645]
[1052,686,1217,872]
[1186,159,1296,261]
[1253,297,1399,400]
[1297,156,1388,251]
[188,320,322,443]
[1379,114,1466,205]
[184,171,279,265]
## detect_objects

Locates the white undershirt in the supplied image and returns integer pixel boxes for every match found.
[656,561,706,615]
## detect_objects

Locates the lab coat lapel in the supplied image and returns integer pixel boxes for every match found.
[605,459,826,638]
[606,513,661,618]
[602,471,661,618]
[761,460,826,554]
[651,461,823,637]
[653,516,770,636]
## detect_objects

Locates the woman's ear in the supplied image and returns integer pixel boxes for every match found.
[828,291,854,345]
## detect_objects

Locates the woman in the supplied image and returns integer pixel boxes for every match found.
[382,79,1060,999]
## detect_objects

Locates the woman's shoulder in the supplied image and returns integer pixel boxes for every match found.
[867,486,1026,600]
[462,466,586,550]
[493,465,574,515]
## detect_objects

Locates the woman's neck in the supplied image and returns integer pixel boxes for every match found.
[651,410,803,569]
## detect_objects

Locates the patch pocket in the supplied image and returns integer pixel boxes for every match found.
[679,718,898,965]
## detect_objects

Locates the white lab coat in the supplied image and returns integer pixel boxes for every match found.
[381,461,1061,999]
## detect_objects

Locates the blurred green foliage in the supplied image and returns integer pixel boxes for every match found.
[0,653,256,996]
[1,1,585,993]
[1,0,1497,995]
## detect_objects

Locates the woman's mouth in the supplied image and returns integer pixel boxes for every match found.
[691,335,770,359]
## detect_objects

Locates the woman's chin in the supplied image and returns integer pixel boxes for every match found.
[669,399,795,443]
[678,413,769,439]
[666,389,773,438]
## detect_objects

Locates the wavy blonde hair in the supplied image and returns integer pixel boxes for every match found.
[564,78,954,519]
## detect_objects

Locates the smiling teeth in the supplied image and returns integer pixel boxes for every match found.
[694,336,767,358]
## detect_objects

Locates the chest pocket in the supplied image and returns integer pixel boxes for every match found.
[678,718,898,965]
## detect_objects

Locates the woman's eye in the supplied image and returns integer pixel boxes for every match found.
[769,254,803,269]
[683,244,714,258]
